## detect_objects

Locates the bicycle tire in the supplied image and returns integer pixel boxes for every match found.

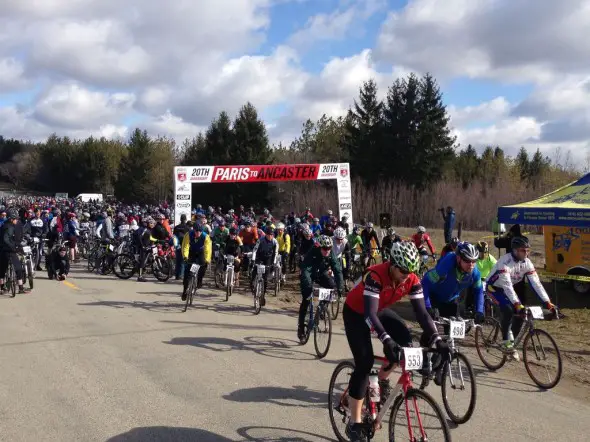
[225,268,232,301]
[388,388,451,442]
[330,294,341,320]
[274,270,280,297]
[523,329,562,389]
[26,260,34,290]
[87,250,99,272]
[328,360,355,442]
[314,303,332,359]
[113,254,136,280]
[475,316,507,370]
[9,263,16,297]
[300,300,313,345]
[441,352,477,424]
[183,277,194,312]
[254,280,262,315]
[153,256,171,282]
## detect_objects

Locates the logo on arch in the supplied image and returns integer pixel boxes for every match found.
[340,167,348,178]
[177,168,187,182]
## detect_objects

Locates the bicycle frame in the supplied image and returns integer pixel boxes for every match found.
[224,255,235,287]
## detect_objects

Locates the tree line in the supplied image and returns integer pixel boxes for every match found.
[0,72,580,229]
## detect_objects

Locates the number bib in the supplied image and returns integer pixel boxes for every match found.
[450,320,465,339]
[403,347,423,371]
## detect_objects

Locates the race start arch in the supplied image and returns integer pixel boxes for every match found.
[173,163,353,226]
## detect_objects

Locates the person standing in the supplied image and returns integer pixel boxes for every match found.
[439,206,456,244]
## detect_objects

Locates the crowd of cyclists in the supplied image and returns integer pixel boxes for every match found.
[1,195,561,442]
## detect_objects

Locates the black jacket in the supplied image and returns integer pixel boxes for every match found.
[0,222,17,253]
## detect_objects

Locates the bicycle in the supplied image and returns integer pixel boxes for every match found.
[183,263,200,312]
[19,242,35,290]
[271,254,282,297]
[299,286,334,359]
[328,347,451,441]
[252,263,266,315]
[475,305,562,389]
[224,254,236,301]
[419,316,477,424]
[418,253,434,279]
[5,259,17,297]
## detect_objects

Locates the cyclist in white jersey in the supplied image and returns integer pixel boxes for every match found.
[332,227,351,281]
[486,236,556,360]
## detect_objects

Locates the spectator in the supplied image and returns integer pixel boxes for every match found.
[439,206,456,244]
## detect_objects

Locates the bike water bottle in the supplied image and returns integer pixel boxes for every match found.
[369,372,380,403]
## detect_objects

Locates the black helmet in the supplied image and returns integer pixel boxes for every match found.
[7,209,18,220]
[511,236,530,250]
[229,227,237,235]
[450,237,460,247]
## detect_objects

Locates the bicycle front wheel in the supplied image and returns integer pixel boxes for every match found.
[523,329,562,389]
[183,277,194,312]
[389,388,451,442]
[475,317,507,370]
[314,303,332,359]
[253,280,262,315]
[441,352,477,424]
[26,260,34,290]
[328,360,355,442]
[330,294,341,320]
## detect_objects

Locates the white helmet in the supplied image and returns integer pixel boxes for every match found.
[417,226,426,233]
[276,222,285,230]
[334,227,346,240]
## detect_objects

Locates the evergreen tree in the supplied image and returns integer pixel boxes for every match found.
[115,128,151,202]
[516,146,530,182]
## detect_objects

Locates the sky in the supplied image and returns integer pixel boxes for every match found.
[1,0,589,167]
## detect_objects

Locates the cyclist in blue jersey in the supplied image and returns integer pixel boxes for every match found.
[422,242,485,325]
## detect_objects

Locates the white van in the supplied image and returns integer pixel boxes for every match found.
[76,193,104,202]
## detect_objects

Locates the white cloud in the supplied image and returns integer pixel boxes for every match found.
[448,97,511,128]
[0,58,26,92]
[33,83,135,130]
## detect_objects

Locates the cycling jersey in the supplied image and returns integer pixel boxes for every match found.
[181,230,212,263]
[212,227,229,247]
[422,252,484,313]
[252,236,278,264]
[345,262,436,343]
[486,253,549,305]
[239,227,258,247]
[276,232,291,253]
[412,233,435,255]
[224,236,243,257]
[477,255,497,279]
[360,228,380,251]
[332,237,349,258]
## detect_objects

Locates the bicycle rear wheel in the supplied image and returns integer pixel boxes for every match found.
[253,280,262,315]
[314,303,332,359]
[300,300,313,345]
[9,263,16,297]
[389,388,451,442]
[475,317,507,370]
[113,254,137,279]
[523,329,562,389]
[26,260,34,290]
[441,352,477,424]
[328,360,355,442]
[330,294,341,320]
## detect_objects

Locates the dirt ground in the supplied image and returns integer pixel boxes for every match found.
[260,227,590,395]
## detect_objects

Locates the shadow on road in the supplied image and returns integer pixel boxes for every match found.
[105,426,233,441]
[236,425,334,441]
[164,335,320,361]
[224,384,327,408]
[471,364,543,393]
[78,299,183,313]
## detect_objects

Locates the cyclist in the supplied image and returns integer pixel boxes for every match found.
[0,209,29,293]
[332,227,351,281]
[486,236,556,360]
[297,224,315,264]
[381,227,401,261]
[275,222,290,283]
[342,241,448,442]
[181,223,212,299]
[439,236,459,259]
[412,226,436,260]
[250,226,278,306]
[223,227,243,287]
[360,222,380,267]
[298,235,345,341]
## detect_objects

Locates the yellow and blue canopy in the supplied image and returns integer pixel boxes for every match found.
[498,174,590,227]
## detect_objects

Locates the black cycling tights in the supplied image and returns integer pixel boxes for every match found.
[343,304,412,400]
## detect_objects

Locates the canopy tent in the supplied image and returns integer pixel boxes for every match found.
[498,173,590,227]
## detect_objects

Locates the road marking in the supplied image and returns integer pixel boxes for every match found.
[62,280,81,290]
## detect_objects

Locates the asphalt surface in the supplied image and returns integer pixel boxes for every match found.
[0,264,589,442]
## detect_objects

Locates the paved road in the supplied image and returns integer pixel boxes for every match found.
[0,265,589,442]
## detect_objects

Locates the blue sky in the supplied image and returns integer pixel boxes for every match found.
[0,0,589,166]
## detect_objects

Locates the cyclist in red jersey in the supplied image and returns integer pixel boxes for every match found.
[411,225,436,258]
[342,240,449,442]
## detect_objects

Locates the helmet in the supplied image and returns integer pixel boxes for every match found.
[367,222,374,228]
[264,226,274,235]
[511,236,530,250]
[318,235,333,249]
[276,222,285,230]
[450,237,460,247]
[334,227,346,240]
[390,241,420,273]
[476,241,489,254]
[294,217,301,224]
[313,217,319,222]
[302,225,312,237]
[327,209,333,215]
[456,242,479,262]
[7,209,18,220]
[417,226,426,234]
[229,227,237,235]
[387,227,396,236]
[145,216,155,224]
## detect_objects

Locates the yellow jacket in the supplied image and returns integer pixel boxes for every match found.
[277,232,291,253]
[181,230,212,263]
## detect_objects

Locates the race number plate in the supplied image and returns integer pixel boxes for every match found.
[33,237,40,243]
[108,245,114,251]
[450,320,466,339]
[317,288,333,301]
[190,264,200,273]
[257,264,266,273]
[529,306,544,319]
[22,246,31,254]
[403,348,423,371]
